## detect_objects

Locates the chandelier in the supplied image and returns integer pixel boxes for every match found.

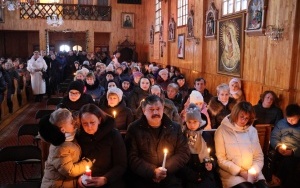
[47,14,63,27]
[1,0,36,11]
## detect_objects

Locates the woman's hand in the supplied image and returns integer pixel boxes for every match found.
[153,167,167,183]
[78,176,107,187]
[239,170,248,180]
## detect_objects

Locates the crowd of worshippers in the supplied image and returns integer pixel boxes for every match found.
[1,50,300,188]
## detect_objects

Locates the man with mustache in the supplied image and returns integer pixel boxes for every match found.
[125,95,190,188]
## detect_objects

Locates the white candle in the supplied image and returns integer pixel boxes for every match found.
[247,167,257,183]
[207,148,211,156]
[281,144,287,150]
[82,166,92,185]
[162,148,168,169]
[113,111,117,118]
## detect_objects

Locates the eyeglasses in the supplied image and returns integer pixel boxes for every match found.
[69,91,81,96]
[239,115,250,121]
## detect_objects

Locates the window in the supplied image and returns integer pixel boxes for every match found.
[177,0,188,27]
[73,45,82,51]
[222,0,247,16]
[59,44,70,52]
[155,0,162,32]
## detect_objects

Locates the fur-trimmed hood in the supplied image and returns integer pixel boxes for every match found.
[208,96,236,116]
[38,115,65,146]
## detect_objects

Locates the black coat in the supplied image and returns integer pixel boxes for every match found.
[125,114,190,188]
[253,102,283,125]
[76,116,127,188]
[207,97,236,129]
[128,87,149,115]
[100,100,134,131]
[59,93,94,112]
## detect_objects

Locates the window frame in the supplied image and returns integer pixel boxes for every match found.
[222,0,248,17]
[155,0,162,32]
[177,0,189,27]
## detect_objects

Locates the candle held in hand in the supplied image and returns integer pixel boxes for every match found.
[113,111,117,118]
[247,167,257,183]
[281,144,287,150]
[82,166,92,185]
[85,166,92,177]
[207,148,211,155]
[162,148,168,169]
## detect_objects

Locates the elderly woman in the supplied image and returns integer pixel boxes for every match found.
[208,83,236,129]
[77,104,127,188]
[253,90,283,126]
[215,102,268,188]
[165,83,183,112]
[27,51,48,102]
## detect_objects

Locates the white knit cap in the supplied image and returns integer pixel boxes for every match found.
[107,87,123,102]
[229,78,241,89]
[190,90,204,104]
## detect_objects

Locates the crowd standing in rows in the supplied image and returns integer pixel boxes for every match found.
[1,49,299,187]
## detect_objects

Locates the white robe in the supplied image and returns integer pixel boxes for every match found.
[27,56,47,95]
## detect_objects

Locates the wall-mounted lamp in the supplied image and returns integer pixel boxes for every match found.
[265,25,284,41]
[160,41,166,47]
[187,37,200,45]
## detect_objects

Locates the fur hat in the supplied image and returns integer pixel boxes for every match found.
[68,80,84,94]
[132,71,144,78]
[158,69,168,76]
[38,115,65,146]
[107,87,123,102]
[190,90,204,104]
[229,78,241,89]
[185,103,206,126]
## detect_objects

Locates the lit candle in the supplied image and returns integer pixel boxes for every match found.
[162,148,168,169]
[247,167,257,183]
[281,144,287,150]
[207,148,211,156]
[82,166,92,185]
[113,111,117,118]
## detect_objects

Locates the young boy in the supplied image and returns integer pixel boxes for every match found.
[39,108,94,188]
[181,103,221,188]
[270,103,300,187]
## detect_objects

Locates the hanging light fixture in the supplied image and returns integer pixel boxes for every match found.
[1,0,36,11]
[47,14,63,27]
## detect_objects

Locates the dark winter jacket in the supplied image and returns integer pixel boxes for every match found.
[253,102,283,125]
[85,79,105,102]
[59,94,94,112]
[125,114,190,188]
[76,116,127,188]
[100,100,134,131]
[207,97,236,129]
[128,87,149,115]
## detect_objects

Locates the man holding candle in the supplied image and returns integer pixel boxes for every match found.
[125,95,190,188]
[270,103,300,188]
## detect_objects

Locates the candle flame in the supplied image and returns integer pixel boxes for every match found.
[163,148,168,154]
[207,148,211,154]
[113,111,117,118]
[86,166,90,171]
[281,144,287,150]
[248,167,256,174]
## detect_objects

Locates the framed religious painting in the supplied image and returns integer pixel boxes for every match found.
[0,8,4,23]
[121,12,134,28]
[205,2,218,39]
[168,17,176,41]
[186,10,194,39]
[177,34,185,59]
[245,0,268,36]
[149,25,154,44]
[217,14,244,77]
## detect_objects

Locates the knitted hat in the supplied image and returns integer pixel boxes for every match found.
[68,80,84,94]
[107,87,123,102]
[106,64,114,72]
[158,69,168,76]
[190,90,204,104]
[185,103,203,123]
[229,78,241,89]
[83,60,89,66]
[132,71,144,78]
[38,115,65,146]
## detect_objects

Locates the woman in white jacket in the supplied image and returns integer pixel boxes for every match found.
[27,51,47,102]
[215,102,268,188]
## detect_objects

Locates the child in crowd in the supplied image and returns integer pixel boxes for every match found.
[181,103,221,188]
[270,104,300,188]
[229,78,245,102]
[39,108,94,188]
